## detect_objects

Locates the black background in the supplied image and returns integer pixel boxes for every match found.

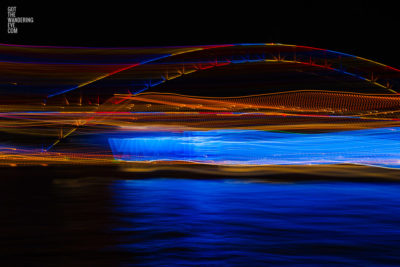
[0,1,398,67]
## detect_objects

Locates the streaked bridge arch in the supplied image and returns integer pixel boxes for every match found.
[43,43,400,106]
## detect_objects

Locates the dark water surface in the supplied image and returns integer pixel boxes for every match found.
[1,177,400,266]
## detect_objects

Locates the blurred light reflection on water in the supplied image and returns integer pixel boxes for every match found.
[2,178,400,266]
[110,179,400,266]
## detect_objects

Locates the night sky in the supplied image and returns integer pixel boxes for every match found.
[0,1,398,67]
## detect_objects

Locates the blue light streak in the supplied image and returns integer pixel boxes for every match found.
[108,128,400,168]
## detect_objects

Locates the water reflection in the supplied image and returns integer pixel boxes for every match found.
[2,178,400,266]
[111,179,400,266]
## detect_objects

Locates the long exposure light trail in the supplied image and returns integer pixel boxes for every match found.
[1,43,400,177]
